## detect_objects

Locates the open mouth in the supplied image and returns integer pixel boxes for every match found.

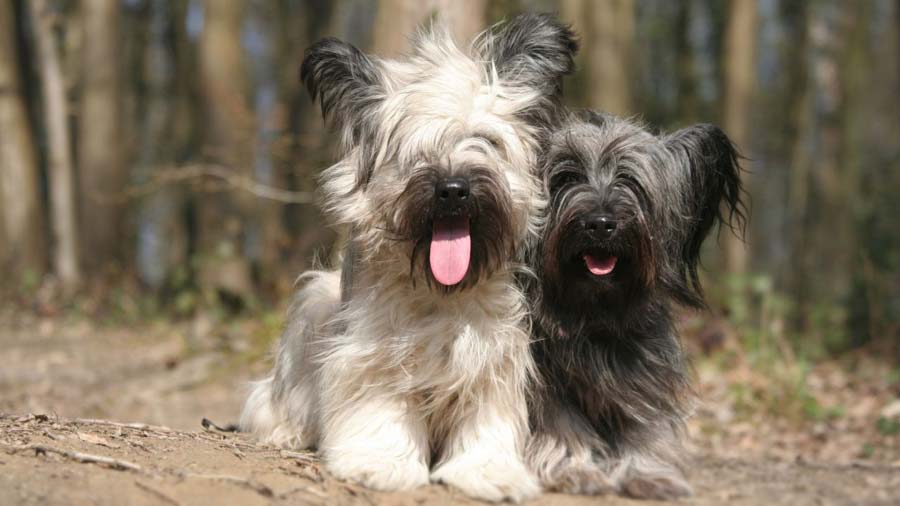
[429,215,471,286]
[583,252,617,276]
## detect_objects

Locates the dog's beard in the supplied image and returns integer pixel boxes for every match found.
[539,193,657,334]
[386,165,516,292]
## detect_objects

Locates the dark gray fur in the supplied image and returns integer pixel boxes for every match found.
[526,111,745,499]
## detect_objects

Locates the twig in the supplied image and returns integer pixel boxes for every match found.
[97,164,316,204]
[3,443,142,472]
[8,413,173,433]
[279,449,317,463]
[200,418,239,433]
[72,417,173,433]
[181,472,274,498]
[277,484,329,500]
[135,480,181,506]
[794,455,898,471]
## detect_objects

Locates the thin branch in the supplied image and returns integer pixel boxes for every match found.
[71,417,173,433]
[5,413,172,433]
[201,417,238,433]
[97,164,317,205]
[3,443,142,472]
[135,480,181,506]
[181,472,274,498]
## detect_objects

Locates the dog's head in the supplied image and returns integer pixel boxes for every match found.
[538,112,745,326]
[302,14,577,291]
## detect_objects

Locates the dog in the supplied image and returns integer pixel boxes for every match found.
[240,14,577,502]
[525,111,745,499]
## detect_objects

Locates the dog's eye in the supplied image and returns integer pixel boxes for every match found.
[475,134,501,149]
[549,165,585,194]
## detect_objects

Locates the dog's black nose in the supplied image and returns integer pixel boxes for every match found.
[435,177,470,214]
[586,215,617,237]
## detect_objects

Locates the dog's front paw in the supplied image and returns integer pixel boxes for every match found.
[620,471,692,500]
[431,454,540,503]
[325,451,430,492]
[546,461,615,495]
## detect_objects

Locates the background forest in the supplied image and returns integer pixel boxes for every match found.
[0,0,898,458]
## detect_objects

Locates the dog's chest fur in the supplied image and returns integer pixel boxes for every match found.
[335,264,529,398]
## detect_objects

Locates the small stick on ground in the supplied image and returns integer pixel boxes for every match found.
[201,418,238,433]
[5,413,173,433]
[182,472,274,498]
[72,417,173,433]
[280,449,317,463]
[3,443,142,472]
[135,480,181,506]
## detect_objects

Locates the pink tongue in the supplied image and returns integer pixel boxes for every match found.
[584,254,617,276]
[430,216,471,286]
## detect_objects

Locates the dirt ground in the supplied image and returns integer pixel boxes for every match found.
[1,315,898,505]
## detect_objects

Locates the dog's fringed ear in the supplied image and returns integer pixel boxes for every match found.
[301,38,385,189]
[664,124,747,306]
[485,13,579,95]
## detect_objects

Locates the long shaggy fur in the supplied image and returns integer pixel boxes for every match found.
[526,111,745,499]
[242,14,577,503]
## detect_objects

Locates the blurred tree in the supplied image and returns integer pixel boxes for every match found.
[784,1,813,328]
[558,0,588,107]
[722,0,757,276]
[372,0,487,56]
[78,0,125,276]
[197,0,255,302]
[834,1,873,350]
[674,0,698,123]
[134,0,188,291]
[246,1,289,295]
[30,0,81,291]
[573,0,635,115]
[0,0,46,282]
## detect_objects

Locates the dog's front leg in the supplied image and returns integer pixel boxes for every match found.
[318,379,430,491]
[430,329,539,502]
[526,395,616,495]
[431,400,540,502]
[612,442,692,500]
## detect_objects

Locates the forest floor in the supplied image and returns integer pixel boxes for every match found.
[0,311,898,506]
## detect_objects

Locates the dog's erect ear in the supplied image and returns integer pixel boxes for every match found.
[301,38,383,144]
[301,38,386,189]
[664,124,747,305]
[485,13,579,95]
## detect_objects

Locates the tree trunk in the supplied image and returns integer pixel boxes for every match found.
[721,0,757,276]
[245,2,289,296]
[558,0,588,106]
[675,0,698,123]
[29,0,81,290]
[77,0,125,275]
[134,0,188,291]
[372,0,487,56]
[0,0,46,281]
[784,3,812,330]
[197,0,254,301]
[583,0,635,114]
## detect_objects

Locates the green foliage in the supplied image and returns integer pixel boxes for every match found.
[876,416,900,436]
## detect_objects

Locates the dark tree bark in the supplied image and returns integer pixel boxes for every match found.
[0,0,46,280]
[675,0,698,123]
[134,0,188,290]
[78,0,125,274]
[196,0,254,301]
[30,0,81,290]
[722,0,757,276]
